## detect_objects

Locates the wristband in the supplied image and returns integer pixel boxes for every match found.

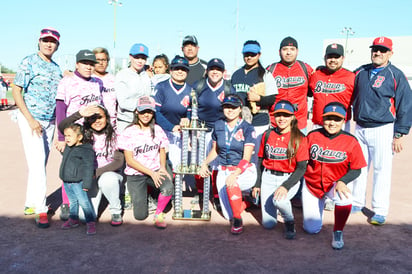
[237,159,250,174]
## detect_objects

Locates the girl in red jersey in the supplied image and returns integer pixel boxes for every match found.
[252,100,308,239]
[303,102,366,250]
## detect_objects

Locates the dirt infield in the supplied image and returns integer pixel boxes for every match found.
[1,108,412,273]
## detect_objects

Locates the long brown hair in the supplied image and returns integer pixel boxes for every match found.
[287,115,304,164]
[130,110,156,139]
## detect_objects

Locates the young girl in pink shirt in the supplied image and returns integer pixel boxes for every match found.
[118,96,173,229]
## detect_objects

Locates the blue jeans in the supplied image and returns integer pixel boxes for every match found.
[64,182,96,223]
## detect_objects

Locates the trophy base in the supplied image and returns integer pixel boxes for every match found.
[172,209,211,221]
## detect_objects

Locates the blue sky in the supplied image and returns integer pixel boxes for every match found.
[1,0,411,73]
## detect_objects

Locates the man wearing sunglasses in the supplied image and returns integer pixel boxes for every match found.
[351,36,412,226]
[12,27,62,228]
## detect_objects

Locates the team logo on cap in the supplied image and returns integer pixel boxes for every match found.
[331,44,338,49]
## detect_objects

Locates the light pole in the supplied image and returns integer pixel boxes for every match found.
[108,0,122,73]
[341,27,355,55]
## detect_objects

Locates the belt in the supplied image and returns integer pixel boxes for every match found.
[220,166,237,171]
[264,168,289,176]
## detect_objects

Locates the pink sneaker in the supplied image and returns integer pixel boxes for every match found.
[61,218,80,229]
[35,213,49,229]
[154,213,167,229]
[86,222,96,235]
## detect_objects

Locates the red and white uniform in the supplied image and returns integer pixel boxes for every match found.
[309,67,354,126]
[304,129,366,198]
[269,61,313,129]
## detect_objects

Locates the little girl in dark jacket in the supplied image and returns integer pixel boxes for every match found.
[59,123,97,235]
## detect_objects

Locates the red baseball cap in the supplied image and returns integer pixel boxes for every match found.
[370,37,392,51]
[39,27,60,42]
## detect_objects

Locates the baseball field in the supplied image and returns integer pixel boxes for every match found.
[1,105,411,273]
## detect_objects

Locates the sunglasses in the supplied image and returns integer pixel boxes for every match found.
[243,52,258,58]
[372,46,389,53]
[41,29,60,38]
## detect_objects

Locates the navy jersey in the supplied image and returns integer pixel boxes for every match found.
[153,79,192,132]
[231,67,268,126]
[197,80,236,129]
[352,62,412,134]
[212,119,256,166]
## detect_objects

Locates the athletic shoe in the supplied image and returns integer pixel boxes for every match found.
[324,199,335,211]
[351,205,362,214]
[86,222,96,235]
[61,218,80,229]
[369,214,386,226]
[284,221,296,240]
[154,213,167,229]
[332,230,344,250]
[24,207,35,215]
[59,204,70,221]
[231,218,243,235]
[124,193,132,210]
[35,213,50,229]
[111,214,123,226]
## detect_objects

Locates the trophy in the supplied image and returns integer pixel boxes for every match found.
[173,89,211,220]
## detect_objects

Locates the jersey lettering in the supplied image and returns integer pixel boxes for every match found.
[80,94,101,105]
[134,143,160,156]
[310,144,347,163]
[274,76,305,89]
[372,76,385,88]
[314,80,346,94]
[265,144,288,160]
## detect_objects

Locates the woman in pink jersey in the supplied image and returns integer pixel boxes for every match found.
[118,96,173,229]
[56,49,103,220]
[252,100,308,239]
[58,104,124,226]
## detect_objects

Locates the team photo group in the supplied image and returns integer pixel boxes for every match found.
[11,27,412,250]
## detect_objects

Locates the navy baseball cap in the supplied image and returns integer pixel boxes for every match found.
[170,55,189,70]
[280,36,298,49]
[182,35,198,46]
[207,58,225,71]
[130,43,149,57]
[222,95,242,108]
[323,102,346,119]
[273,100,296,115]
[76,49,98,63]
[325,43,344,57]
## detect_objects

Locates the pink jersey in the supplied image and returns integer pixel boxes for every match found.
[118,124,169,176]
[56,74,103,116]
[94,73,117,128]
[93,133,118,168]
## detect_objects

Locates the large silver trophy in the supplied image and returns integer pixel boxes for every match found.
[173,89,211,221]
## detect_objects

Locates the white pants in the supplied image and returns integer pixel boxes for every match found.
[16,110,55,214]
[216,164,257,220]
[260,170,300,228]
[92,171,123,215]
[166,131,182,171]
[350,123,394,216]
[302,181,352,234]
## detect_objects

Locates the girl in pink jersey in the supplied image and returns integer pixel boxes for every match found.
[58,104,124,226]
[118,96,173,229]
[252,100,308,239]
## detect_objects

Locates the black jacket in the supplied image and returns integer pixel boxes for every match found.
[59,143,96,190]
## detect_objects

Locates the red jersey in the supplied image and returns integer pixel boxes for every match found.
[268,61,313,129]
[258,129,309,173]
[309,67,355,126]
[304,129,367,198]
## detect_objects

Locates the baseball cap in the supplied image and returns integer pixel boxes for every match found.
[130,43,149,57]
[136,96,156,112]
[222,95,242,108]
[39,27,60,42]
[370,36,393,51]
[182,35,198,46]
[325,43,344,57]
[207,58,225,71]
[242,43,261,54]
[76,49,97,63]
[280,36,298,49]
[170,55,189,70]
[273,100,296,115]
[322,102,346,119]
